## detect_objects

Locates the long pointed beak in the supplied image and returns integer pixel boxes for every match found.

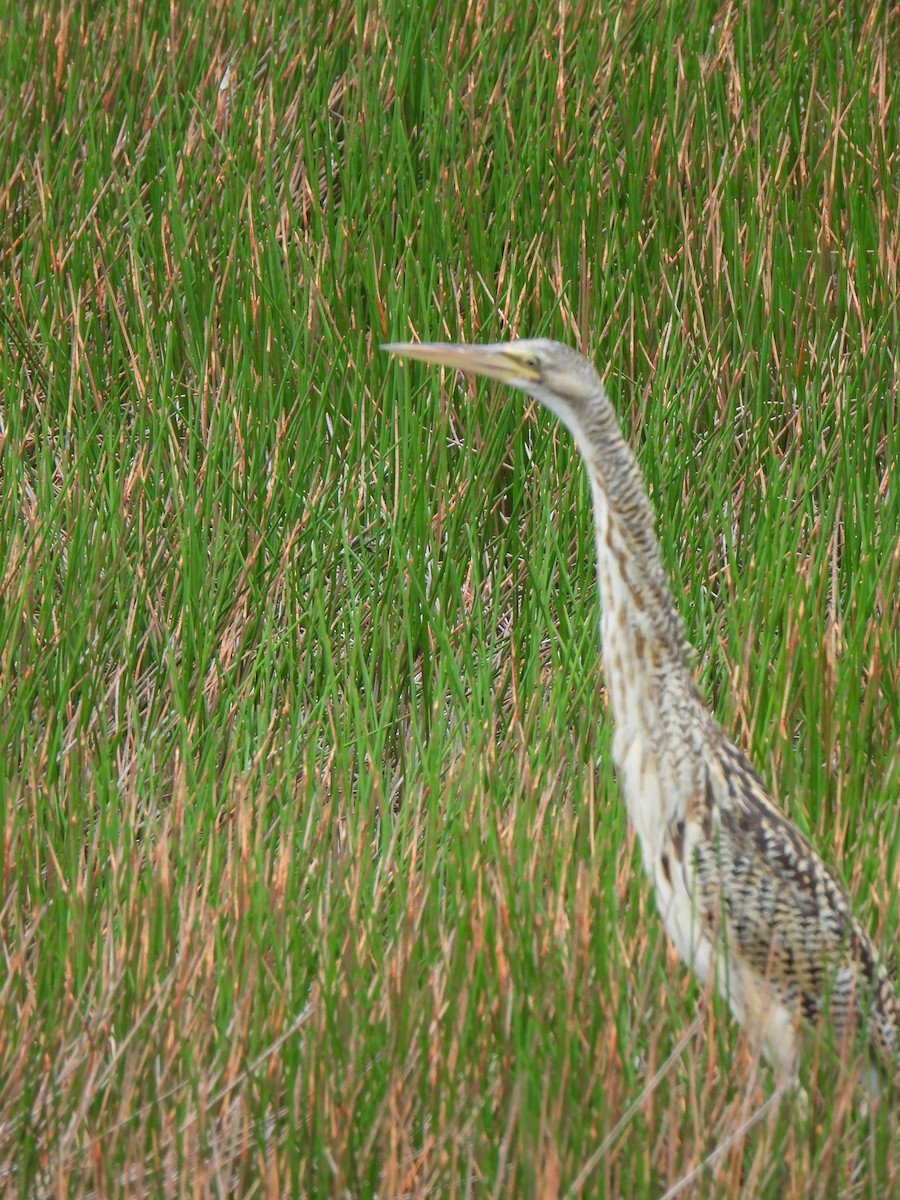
[381,340,539,385]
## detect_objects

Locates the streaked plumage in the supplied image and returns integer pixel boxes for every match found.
[384,337,899,1090]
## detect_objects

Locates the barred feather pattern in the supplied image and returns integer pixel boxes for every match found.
[560,342,900,1088]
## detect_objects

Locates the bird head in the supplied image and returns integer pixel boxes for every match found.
[382,338,603,443]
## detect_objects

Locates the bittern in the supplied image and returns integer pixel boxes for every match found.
[384,337,899,1092]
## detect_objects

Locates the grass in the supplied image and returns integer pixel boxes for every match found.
[1,0,899,1194]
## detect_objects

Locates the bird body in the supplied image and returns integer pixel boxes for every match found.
[384,337,899,1089]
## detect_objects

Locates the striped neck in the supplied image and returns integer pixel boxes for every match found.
[570,396,697,724]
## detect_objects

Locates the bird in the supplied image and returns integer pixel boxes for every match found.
[383,336,899,1096]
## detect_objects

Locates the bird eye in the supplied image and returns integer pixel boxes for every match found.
[524,355,540,369]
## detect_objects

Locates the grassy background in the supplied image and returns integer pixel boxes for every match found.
[1,0,899,1195]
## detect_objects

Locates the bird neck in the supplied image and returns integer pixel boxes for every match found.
[574,402,696,727]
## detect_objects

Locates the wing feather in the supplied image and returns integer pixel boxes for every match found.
[690,735,899,1071]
